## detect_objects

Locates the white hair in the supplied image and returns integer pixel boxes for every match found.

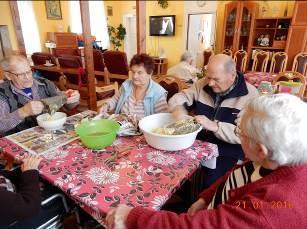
[180,51,193,63]
[0,55,29,72]
[241,94,307,166]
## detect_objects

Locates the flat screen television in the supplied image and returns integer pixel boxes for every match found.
[149,15,175,36]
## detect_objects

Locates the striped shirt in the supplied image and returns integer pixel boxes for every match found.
[208,161,273,209]
[107,90,168,121]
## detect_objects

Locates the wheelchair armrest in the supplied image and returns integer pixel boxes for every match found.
[41,193,69,213]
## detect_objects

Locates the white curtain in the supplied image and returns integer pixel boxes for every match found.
[17,1,41,54]
[69,1,109,49]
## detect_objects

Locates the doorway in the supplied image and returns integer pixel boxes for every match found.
[123,14,137,62]
[186,13,216,68]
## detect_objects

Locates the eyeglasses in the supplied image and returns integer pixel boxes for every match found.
[4,70,32,78]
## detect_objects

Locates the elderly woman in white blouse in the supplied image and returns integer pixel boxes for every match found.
[99,53,168,120]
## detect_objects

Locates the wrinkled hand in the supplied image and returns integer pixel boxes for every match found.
[194,115,218,132]
[18,101,44,118]
[187,198,207,216]
[99,103,109,115]
[65,89,80,104]
[21,155,42,172]
[105,205,132,229]
[171,106,189,122]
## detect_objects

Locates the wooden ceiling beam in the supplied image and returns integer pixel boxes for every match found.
[9,1,26,56]
[136,0,146,54]
[80,1,97,111]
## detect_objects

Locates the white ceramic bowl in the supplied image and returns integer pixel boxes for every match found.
[37,112,67,131]
[139,113,202,151]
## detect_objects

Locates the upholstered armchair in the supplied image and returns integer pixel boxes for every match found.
[103,51,130,85]
[31,52,65,90]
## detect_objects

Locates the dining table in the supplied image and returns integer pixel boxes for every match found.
[244,71,277,88]
[0,111,219,224]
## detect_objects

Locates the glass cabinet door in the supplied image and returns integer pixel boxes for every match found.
[238,7,252,50]
[224,8,237,50]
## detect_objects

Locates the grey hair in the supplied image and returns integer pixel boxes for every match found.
[0,55,29,72]
[180,51,193,62]
[241,94,307,166]
[224,57,236,74]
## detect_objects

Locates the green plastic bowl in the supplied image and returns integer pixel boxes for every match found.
[75,119,120,149]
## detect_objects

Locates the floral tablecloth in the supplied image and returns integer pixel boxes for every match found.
[0,134,218,223]
[244,72,276,88]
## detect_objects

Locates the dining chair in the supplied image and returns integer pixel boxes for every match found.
[269,52,288,73]
[252,50,270,72]
[31,52,65,90]
[203,49,214,67]
[93,49,110,85]
[103,50,130,85]
[155,75,185,101]
[222,49,233,57]
[273,71,306,97]
[292,52,307,76]
[233,50,248,73]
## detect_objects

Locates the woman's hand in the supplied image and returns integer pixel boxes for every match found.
[18,101,44,118]
[99,103,109,115]
[171,106,188,122]
[21,155,42,172]
[187,198,207,216]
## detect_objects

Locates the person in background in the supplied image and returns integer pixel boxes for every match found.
[0,55,80,136]
[167,51,200,83]
[99,53,168,121]
[169,54,258,188]
[105,94,307,229]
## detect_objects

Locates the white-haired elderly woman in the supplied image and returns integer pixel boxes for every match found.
[105,94,307,229]
[167,51,200,83]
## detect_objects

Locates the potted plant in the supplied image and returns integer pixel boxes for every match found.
[108,24,127,51]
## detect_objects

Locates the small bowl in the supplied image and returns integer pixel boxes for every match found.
[139,113,202,151]
[37,112,67,131]
[75,119,120,149]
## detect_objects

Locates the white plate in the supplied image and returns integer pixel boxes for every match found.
[43,63,55,67]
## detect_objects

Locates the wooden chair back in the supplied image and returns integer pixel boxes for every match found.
[203,49,214,67]
[222,49,233,57]
[292,52,307,76]
[252,50,269,72]
[269,52,288,73]
[234,50,247,73]
[273,71,306,97]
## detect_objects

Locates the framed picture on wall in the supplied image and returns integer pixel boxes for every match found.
[45,0,62,20]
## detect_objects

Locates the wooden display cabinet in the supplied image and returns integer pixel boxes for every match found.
[285,1,307,70]
[222,1,258,53]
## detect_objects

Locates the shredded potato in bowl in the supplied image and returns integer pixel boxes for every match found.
[152,119,201,135]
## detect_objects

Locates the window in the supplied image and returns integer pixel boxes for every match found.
[17,1,41,54]
[69,1,109,49]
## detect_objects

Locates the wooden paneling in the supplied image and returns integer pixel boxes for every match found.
[291,1,307,26]
[9,1,26,55]
[285,26,307,69]
[136,0,146,54]
[47,32,78,49]
[80,1,97,111]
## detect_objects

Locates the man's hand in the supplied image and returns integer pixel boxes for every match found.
[21,155,42,172]
[105,205,132,229]
[187,198,207,216]
[171,105,189,122]
[195,115,218,132]
[65,89,80,104]
[18,101,44,118]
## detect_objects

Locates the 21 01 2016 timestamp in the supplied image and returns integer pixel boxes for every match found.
[234,200,294,209]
